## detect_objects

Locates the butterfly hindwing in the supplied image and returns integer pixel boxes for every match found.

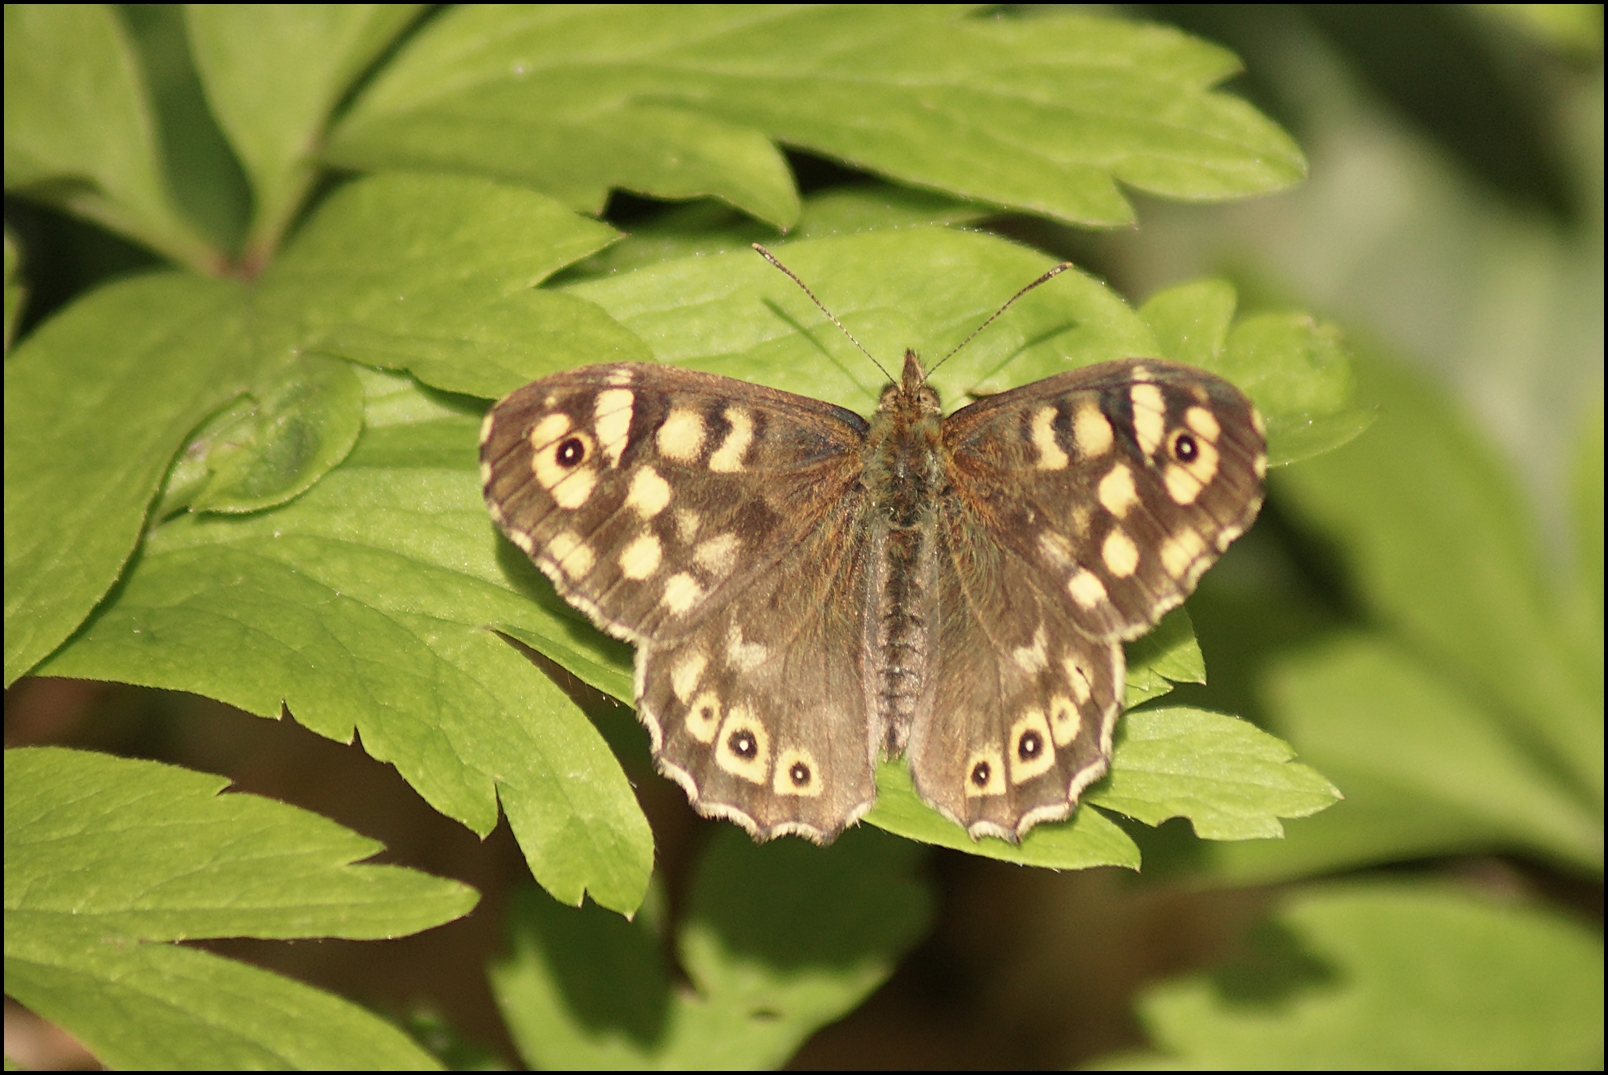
[908,515,1126,839]
[636,503,879,843]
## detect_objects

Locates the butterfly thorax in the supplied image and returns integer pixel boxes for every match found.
[864,352,947,754]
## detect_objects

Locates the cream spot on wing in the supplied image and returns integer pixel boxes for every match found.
[605,367,634,386]
[546,530,593,579]
[1064,656,1093,705]
[963,749,1006,798]
[709,407,753,473]
[619,532,662,580]
[1068,569,1108,609]
[674,508,703,543]
[1008,709,1056,784]
[550,465,597,510]
[1012,624,1048,673]
[1048,694,1081,747]
[625,465,672,518]
[1165,464,1204,505]
[1097,463,1139,518]
[1073,402,1113,458]
[1131,364,1155,382]
[1031,406,1067,470]
[694,532,740,578]
[530,415,598,509]
[1039,531,1073,570]
[774,747,823,797]
[1131,383,1166,457]
[594,389,633,467]
[1185,405,1221,443]
[671,650,707,703]
[530,412,571,449]
[716,705,769,784]
[1254,451,1268,479]
[1161,528,1207,579]
[1070,503,1094,538]
[657,407,705,462]
[725,622,769,672]
[686,691,721,743]
[1168,428,1219,503]
[1252,409,1267,438]
[662,572,705,614]
[1216,522,1245,552]
[1102,528,1140,578]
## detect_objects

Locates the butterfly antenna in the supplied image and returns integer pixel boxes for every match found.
[926,261,1075,379]
[752,244,892,382]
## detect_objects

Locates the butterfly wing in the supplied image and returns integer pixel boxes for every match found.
[482,363,869,641]
[481,362,877,841]
[942,359,1267,643]
[636,503,880,842]
[908,359,1266,838]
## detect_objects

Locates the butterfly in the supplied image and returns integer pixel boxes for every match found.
[481,251,1265,844]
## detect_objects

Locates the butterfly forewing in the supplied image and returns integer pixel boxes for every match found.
[481,363,866,643]
[941,359,1267,643]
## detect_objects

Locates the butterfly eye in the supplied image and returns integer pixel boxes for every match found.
[1170,430,1199,463]
[555,436,588,467]
[728,728,759,759]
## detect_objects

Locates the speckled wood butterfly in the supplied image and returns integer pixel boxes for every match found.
[481,250,1266,844]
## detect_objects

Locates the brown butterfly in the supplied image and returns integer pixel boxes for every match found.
[481,250,1265,843]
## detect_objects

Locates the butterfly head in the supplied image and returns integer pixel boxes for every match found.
[878,350,942,419]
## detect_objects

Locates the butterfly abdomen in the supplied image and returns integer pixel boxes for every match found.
[862,358,950,755]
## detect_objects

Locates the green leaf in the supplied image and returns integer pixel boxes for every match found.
[1090,708,1341,841]
[4,225,24,353]
[3,6,217,272]
[865,760,1141,870]
[1274,350,1603,811]
[1220,311,1372,466]
[330,7,1303,229]
[37,401,653,915]
[1567,400,1603,641]
[185,5,424,263]
[268,172,639,400]
[4,272,253,686]
[491,826,933,1069]
[166,353,365,515]
[1139,278,1237,367]
[1125,605,1206,705]
[1118,884,1604,1069]
[6,174,667,911]
[565,182,992,279]
[4,746,467,1068]
[564,228,1159,411]
[1214,634,1602,880]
